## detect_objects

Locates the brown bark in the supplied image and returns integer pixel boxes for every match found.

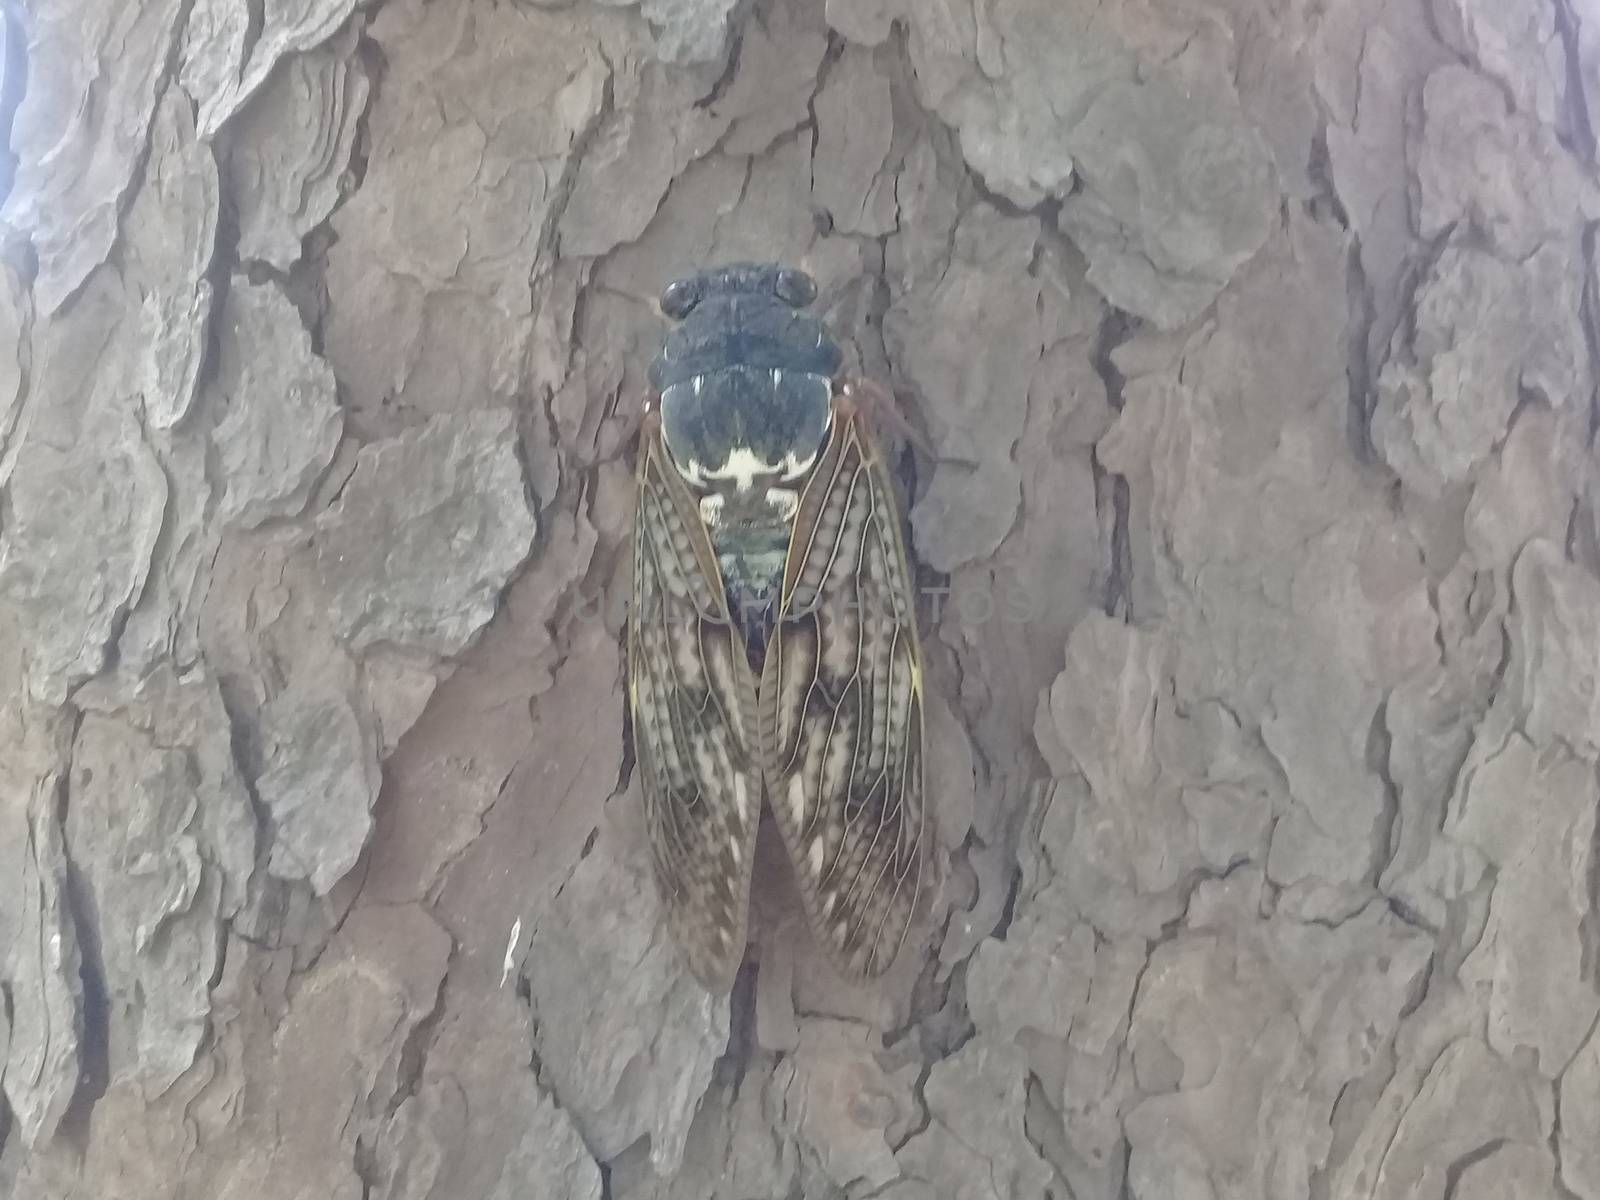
[1,0,1598,1197]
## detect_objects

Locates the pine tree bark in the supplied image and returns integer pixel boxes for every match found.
[2,0,1598,1197]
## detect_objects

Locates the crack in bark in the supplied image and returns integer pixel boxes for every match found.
[301,26,385,354]
[1021,1073,1076,1199]
[1554,0,1597,161]
[1583,755,1600,985]
[1553,1007,1599,1200]
[53,713,111,1146]
[532,53,616,279]
[1579,222,1600,477]
[423,756,534,905]
[1345,226,1379,462]
[1441,1136,1508,1200]
[693,6,746,111]
[1366,697,1403,889]
[384,947,452,1122]
[1091,309,1134,620]
[0,1029,12,1159]
[804,32,847,200]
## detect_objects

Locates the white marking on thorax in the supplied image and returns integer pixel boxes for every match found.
[766,487,799,522]
[702,446,778,493]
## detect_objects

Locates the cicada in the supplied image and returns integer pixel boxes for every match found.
[629,263,928,991]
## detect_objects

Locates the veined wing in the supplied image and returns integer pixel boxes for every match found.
[630,411,761,990]
[759,386,928,979]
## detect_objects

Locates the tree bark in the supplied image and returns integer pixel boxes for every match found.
[2,0,1598,1197]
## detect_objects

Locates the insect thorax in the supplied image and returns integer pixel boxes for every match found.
[650,265,844,669]
[660,364,832,670]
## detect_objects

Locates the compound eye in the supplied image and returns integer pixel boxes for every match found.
[660,276,704,319]
[773,267,818,309]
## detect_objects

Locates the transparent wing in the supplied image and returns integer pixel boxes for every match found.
[760,387,928,979]
[630,413,761,991]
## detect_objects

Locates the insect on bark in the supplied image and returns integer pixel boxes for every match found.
[628,263,929,991]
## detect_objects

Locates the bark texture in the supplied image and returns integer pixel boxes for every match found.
[1,0,1598,1197]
